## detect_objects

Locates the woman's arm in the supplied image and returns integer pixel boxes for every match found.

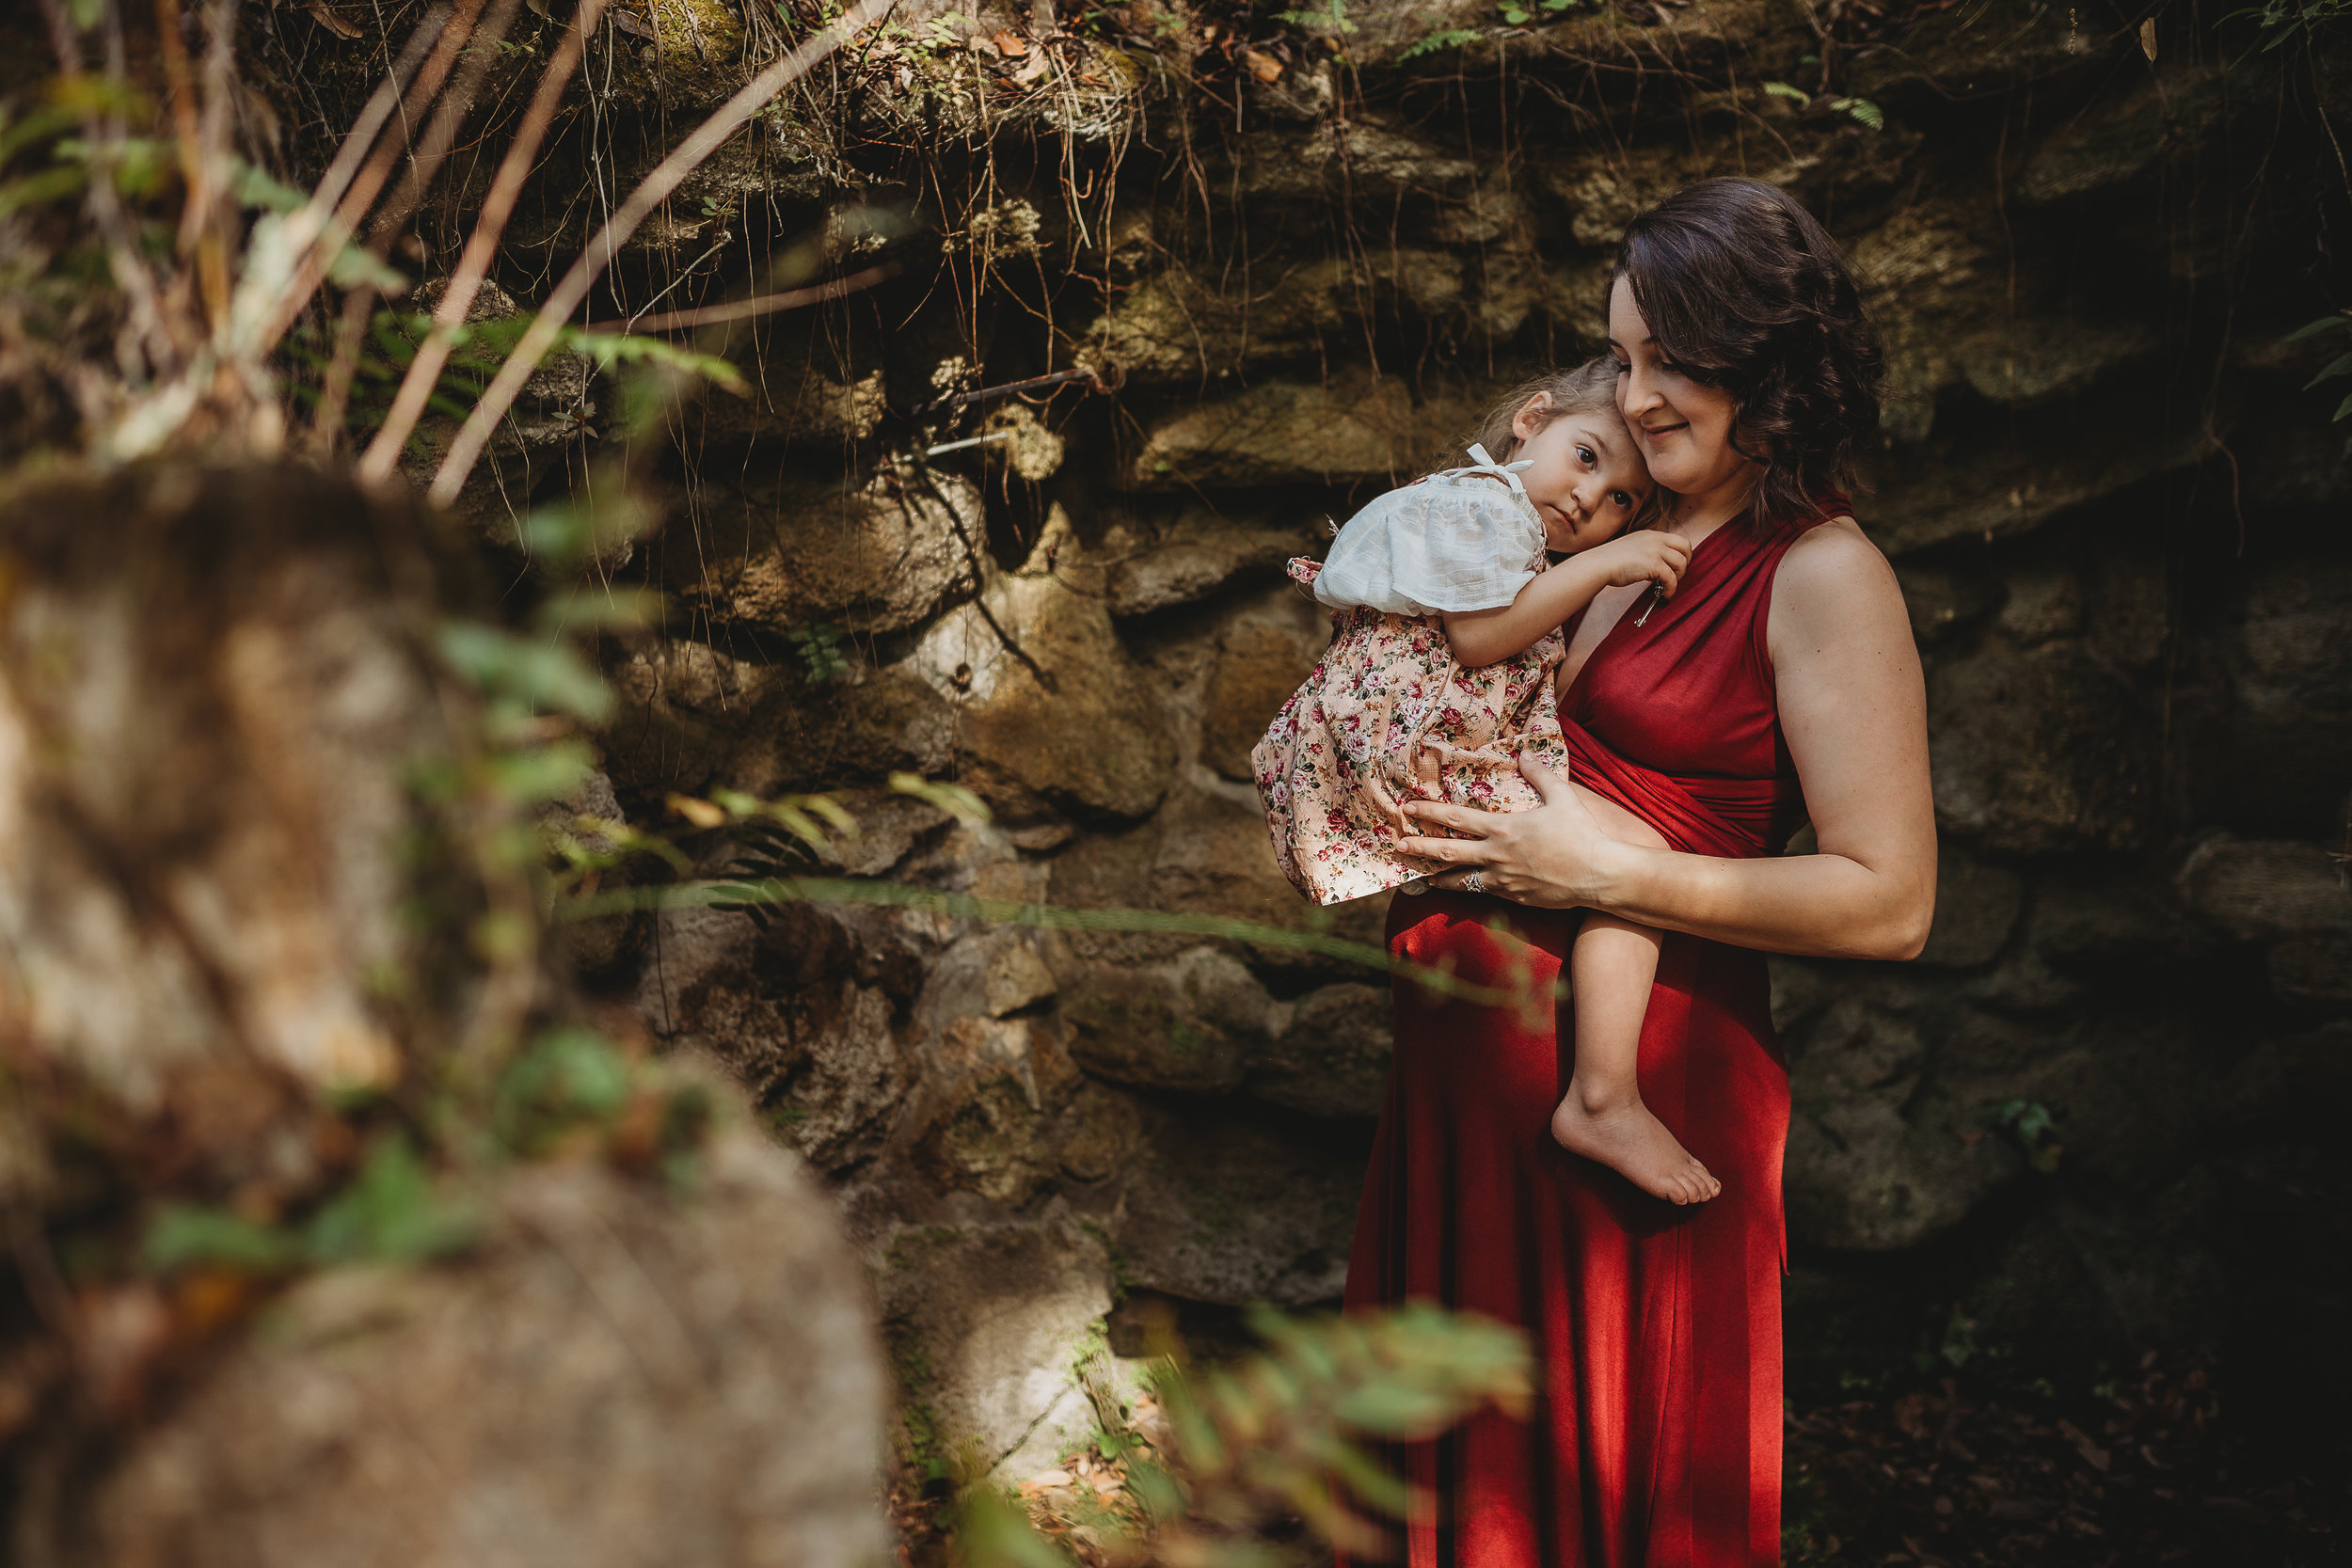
[1400,521,1937,960]
[1442,531,1693,668]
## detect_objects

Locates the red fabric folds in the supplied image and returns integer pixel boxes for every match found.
[1341,515,1824,1568]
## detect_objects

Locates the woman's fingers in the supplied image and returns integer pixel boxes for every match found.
[1401,799,1500,836]
[1395,832,1491,863]
[1518,752,1574,803]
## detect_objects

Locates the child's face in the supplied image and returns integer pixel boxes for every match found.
[1509,397,1653,554]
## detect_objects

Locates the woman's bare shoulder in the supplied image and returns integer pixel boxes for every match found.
[1771,517,1910,644]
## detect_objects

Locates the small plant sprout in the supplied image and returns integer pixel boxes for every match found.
[1763,80,1884,130]
[2285,314,2352,420]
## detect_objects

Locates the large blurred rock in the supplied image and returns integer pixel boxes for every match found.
[0,467,448,1104]
[663,472,977,636]
[1927,635,2158,853]
[91,1131,889,1568]
[909,565,1176,821]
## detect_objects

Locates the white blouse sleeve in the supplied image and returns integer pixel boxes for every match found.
[1311,448,1549,616]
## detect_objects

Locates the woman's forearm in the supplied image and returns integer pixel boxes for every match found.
[1589,838,1931,960]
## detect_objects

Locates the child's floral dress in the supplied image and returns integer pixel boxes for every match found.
[1252,447,1572,905]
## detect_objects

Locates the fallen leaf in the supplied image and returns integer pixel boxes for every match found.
[1243,46,1283,82]
[303,0,364,38]
[608,8,657,38]
[993,28,1031,55]
[2058,1417,2111,1473]
[1011,47,1050,84]
[666,793,727,830]
[2139,16,2157,60]
[968,33,1001,56]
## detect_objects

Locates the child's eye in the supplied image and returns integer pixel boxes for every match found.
[1611,490,1633,509]
[1576,445,1596,466]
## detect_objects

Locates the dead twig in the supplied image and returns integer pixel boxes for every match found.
[426,0,892,507]
[246,0,484,361]
[578,262,895,334]
[358,0,609,478]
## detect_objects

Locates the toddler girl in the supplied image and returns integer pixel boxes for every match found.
[1252,358,1720,1206]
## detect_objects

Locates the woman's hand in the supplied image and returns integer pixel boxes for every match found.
[1584,530,1693,596]
[1397,753,1625,908]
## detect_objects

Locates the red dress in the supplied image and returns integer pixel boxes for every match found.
[1342,510,1827,1568]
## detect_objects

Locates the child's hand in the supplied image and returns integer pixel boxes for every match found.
[1588,531,1693,598]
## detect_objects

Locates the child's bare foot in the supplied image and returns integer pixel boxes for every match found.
[1549,1086,1720,1205]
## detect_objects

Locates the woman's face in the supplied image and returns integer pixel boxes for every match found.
[1607,276,1756,504]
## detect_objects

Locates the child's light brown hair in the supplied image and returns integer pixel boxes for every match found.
[1467,356,1624,463]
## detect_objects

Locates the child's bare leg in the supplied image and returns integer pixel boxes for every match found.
[1548,784,1722,1204]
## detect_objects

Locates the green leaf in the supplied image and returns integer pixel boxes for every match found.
[2280,314,2347,343]
[437,621,616,724]
[495,1026,633,1150]
[304,1135,479,1265]
[532,586,667,635]
[145,1205,301,1273]
[1762,80,1812,104]
[0,166,85,218]
[1831,96,1884,130]
[2302,350,2352,388]
[1401,24,1479,56]
[228,156,308,214]
[950,1486,1075,1568]
[485,737,595,805]
[2334,390,2352,421]
[889,771,993,825]
[561,328,749,397]
[326,243,409,294]
[0,103,83,167]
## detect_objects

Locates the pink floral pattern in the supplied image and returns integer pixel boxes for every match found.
[1251,557,1570,905]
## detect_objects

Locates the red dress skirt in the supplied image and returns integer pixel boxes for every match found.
[1343,511,1827,1568]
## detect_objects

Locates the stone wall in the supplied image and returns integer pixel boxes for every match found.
[507,0,2352,1477]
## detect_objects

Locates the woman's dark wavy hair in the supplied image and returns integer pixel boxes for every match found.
[1612,178,1883,530]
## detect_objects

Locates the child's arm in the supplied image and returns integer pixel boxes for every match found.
[1443,531,1694,668]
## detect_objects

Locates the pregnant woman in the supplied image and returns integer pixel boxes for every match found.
[1343,179,1938,1567]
